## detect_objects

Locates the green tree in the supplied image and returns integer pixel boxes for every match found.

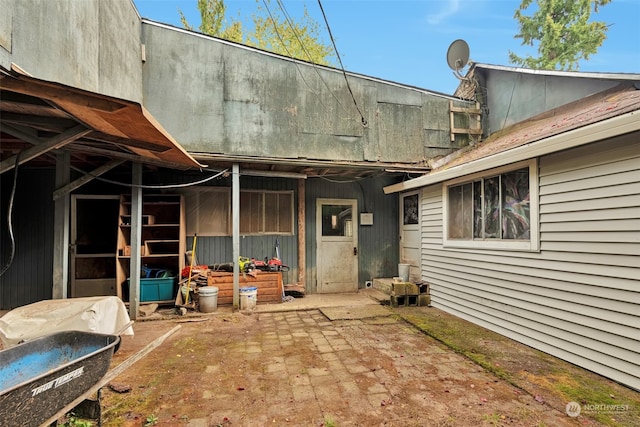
[509,0,611,71]
[179,0,334,66]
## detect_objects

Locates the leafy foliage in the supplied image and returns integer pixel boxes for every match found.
[179,0,334,65]
[509,0,611,70]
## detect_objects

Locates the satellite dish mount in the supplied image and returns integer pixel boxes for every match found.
[446,39,470,80]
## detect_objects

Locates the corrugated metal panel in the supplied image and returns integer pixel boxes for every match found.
[0,168,55,309]
[421,136,640,390]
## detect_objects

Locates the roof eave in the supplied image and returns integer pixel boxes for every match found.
[383,110,640,194]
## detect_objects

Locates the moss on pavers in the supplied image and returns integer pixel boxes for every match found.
[395,306,640,427]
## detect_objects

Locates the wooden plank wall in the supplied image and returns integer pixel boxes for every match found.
[421,133,640,391]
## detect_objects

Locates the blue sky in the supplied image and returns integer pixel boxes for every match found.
[134,0,640,94]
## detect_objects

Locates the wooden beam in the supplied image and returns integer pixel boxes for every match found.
[53,159,126,200]
[451,127,483,135]
[449,106,482,114]
[0,124,90,174]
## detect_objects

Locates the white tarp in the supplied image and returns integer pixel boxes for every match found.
[0,296,134,347]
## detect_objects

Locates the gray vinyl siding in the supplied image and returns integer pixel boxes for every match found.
[421,133,640,391]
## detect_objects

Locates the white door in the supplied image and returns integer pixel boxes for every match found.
[400,192,421,282]
[316,198,358,293]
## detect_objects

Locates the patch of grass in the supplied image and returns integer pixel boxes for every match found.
[481,412,502,426]
[60,415,93,427]
[144,414,158,426]
[400,311,513,384]
[323,414,337,427]
[396,307,640,427]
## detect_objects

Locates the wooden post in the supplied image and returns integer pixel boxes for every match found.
[297,178,306,290]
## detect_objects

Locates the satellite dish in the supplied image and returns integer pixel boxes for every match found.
[446,39,470,80]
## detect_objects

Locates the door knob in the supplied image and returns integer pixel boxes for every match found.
[353,247,358,255]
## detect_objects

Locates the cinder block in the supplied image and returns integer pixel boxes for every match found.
[390,295,407,307]
[418,294,431,306]
[392,282,406,295]
[405,283,419,295]
[407,295,418,307]
[419,283,430,294]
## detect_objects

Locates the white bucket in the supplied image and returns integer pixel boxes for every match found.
[398,264,410,282]
[239,286,258,311]
[198,286,219,313]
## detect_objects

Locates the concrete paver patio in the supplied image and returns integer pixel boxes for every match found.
[102,293,583,426]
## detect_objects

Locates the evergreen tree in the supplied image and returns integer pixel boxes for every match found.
[509,0,611,70]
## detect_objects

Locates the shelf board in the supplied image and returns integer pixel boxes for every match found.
[119,224,179,228]
[118,254,180,259]
[121,202,180,206]
[76,253,116,258]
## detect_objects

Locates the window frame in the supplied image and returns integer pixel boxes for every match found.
[240,189,295,236]
[182,187,231,236]
[442,159,539,252]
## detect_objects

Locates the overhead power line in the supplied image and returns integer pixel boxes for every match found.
[316,0,367,127]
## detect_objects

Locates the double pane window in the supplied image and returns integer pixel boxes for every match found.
[448,167,530,241]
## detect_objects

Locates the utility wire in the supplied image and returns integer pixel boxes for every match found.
[69,166,229,189]
[316,0,367,127]
[0,154,20,277]
[272,0,351,116]
[260,0,340,115]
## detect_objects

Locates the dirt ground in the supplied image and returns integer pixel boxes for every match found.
[96,306,620,427]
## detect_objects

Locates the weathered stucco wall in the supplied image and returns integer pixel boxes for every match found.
[0,0,143,102]
[141,22,471,164]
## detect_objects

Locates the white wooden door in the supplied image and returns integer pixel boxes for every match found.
[316,198,358,293]
[400,192,421,282]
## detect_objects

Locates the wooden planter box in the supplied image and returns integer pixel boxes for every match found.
[206,271,283,305]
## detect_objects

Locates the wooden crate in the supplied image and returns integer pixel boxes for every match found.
[206,271,283,305]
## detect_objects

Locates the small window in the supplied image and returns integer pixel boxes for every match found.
[403,194,419,225]
[443,160,538,251]
[183,187,230,236]
[181,188,294,236]
[240,190,294,235]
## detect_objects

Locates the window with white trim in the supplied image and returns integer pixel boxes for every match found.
[443,160,539,251]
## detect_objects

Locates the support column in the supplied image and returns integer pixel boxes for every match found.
[232,163,240,310]
[297,178,306,290]
[129,162,143,320]
[52,152,70,299]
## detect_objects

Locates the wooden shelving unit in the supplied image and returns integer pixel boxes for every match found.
[116,193,185,303]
